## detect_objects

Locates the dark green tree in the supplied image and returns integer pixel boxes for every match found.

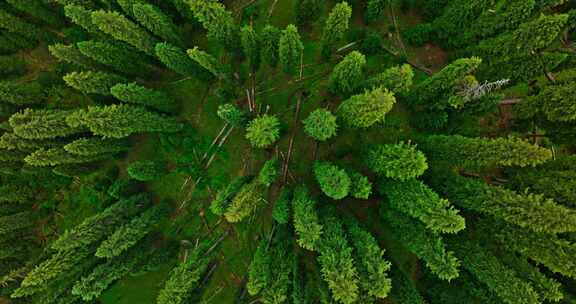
[337,87,396,128]
[0,81,45,105]
[257,158,279,187]
[321,2,352,57]
[313,161,351,200]
[10,109,84,139]
[365,0,386,23]
[25,147,106,167]
[272,188,291,224]
[0,9,40,41]
[260,25,281,67]
[241,25,260,70]
[77,40,149,76]
[6,0,61,27]
[329,51,366,96]
[348,171,372,199]
[48,44,100,70]
[210,176,251,216]
[303,108,338,141]
[133,3,182,46]
[111,83,174,112]
[127,160,165,181]
[188,0,240,52]
[296,0,323,25]
[223,178,266,223]
[63,4,102,35]
[187,47,223,78]
[365,64,414,94]
[155,42,210,80]
[279,24,304,75]
[63,71,126,95]
[217,103,247,127]
[365,143,428,180]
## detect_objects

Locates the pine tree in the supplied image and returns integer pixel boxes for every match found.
[48,44,101,70]
[365,64,414,94]
[260,25,281,68]
[245,114,281,148]
[390,268,426,304]
[348,171,372,199]
[0,81,45,105]
[96,204,166,258]
[187,47,223,78]
[448,235,540,304]
[241,25,260,70]
[247,240,271,296]
[528,71,576,122]
[343,217,392,300]
[337,86,396,128]
[421,135,552,169]
[223,180,264,223]
[210,176,251,216]
[110,83,174,112]
[64,137,130,156]
[127,160,165,181]
[317,208,359,304]
[6,0,61,27]
[329,51,366,96]
[303,108,338,141]
[382,208,460,281]
[188,0,240,52]
[381,179,465,233]
[365,0,386,23]
[217,103,247,127]
[77,40,149,76]
[132,3,183,46]
[435,172,576,234]
[260,233,293,304]
[272,188,291,224]
[155,42,210,80]
[279,24,304,75]
[51,194,148,251]
[66,104,183,138]
[257,158,279,187]
[63,71,126,95]
[292,186,323,251]
[91,10,160,56]
[116,0,140,18]
[0,212,32,237]
[296,0,323,25]
[63,4,102,35]
[365,143,428,180]
[321,2,352,57]
[0,32,32,54]
[10,109,84,139]
[24,147,106,167]
[313,161,351,200]
[0,9,40,41]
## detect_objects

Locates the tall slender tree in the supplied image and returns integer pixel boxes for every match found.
[133,3,183,46]
[279,24,304,75]
[321,2,352,57]
[188,0,240,52]
[77,40,149,76]
[63,71,126,95]
[329,51,366,96]
[337,86,395,128]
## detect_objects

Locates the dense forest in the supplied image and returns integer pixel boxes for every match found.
[0,0,575,303]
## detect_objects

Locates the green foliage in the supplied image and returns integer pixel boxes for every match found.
[279,24,304,75]
[91,10,159,55]
[344,217,391,300]
[188,0,240,52]
[317,208,359,304]
[329,51,366,96]
[217,103,247,127]
[210,176,251,216]
[96,204,166,258]
[0,81,45,105]
[111,82,174,112]
[49,43,99,70]
[77,40,149,76]
[436,173,576,234]
[25,147,105,166]
[272,188,291,224]
[390,268,425,304]
[421,134,552,169]
[365,143,428,180]
[322,2,352,56]
[127,160,165,181]
[10,109,83,139]
[382,208,460,281]
[381,179,465,233]
[313,161,351,200]
[155,42,210,80]
[337,87,396,128]
[223,180,265,223]
[403,23,435,46]
[6,0,61,27]
[348,171,372,199]
[66,104,183,138]
[296,0,323,25]
[0,9,40,41]
[133,3,182,46]
[247,240,271,296]
[241,25,260,70]
[258,158,279,187]
[63,71,126,95]
[260,234,293,304]
[303,108,338,141]
[0,212,32,237]
[365,64,414,94]
[365,0,386,23]
[292,186,323,251]
[534,77,576,122]
[187,46,222,78]
[64,4,102,35]
[448,235,540,304]
[51,194,148,251]
[245,114,281,148]
[260,25,280,66]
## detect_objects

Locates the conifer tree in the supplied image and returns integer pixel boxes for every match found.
[337,86,395,128]
[348,171,372,199]
[133,3,183,47]
[116,0,140,18]
[382,208,460,281]
[188,0,240,52]
[329,51,366,96]
[10,109,84,139]
[127,160,165,181]
[245,114,281,148]
[66,104,183,138]
[527,71,576,123]
[49,44,100,70]
[77,40,149,76]
[247,240,271,296]
[257,158,279,187]
[390,268,426,304]
[279,24,304,75]
[313,161,351,200]
[321,2,352,57]
[260,234,293,304]
[210,176,251,216]
[64,137,130,156]
[317,208,359,304]
[63,71,126,96]
[0,212,32,237]
[96,204,166,258]
[187,47,223,78]
[0,133,57,153]
[51,194,148,251]
[91,10,160,55]
[24,147,106,167]
[63,4,102,35]
[6,0,61,27]
[343,217,391,300]
[272,188,291,224]
[223,180,264,223]
[436,172,576,234]
[241,25,260,70]
[0,9,40,41]
[217,103,247,127]
[420,135,552,169]
[365,64,414,94]
[111,83,174,112]
[365,0,386,23]
[303,108,338,141]
[448,236,540,304]
[155,42,210,80]
[0,81,45,106]
[365,143,428,180]
[260,25,281,67]
[292,186,323,251]
[381,179,465,233]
